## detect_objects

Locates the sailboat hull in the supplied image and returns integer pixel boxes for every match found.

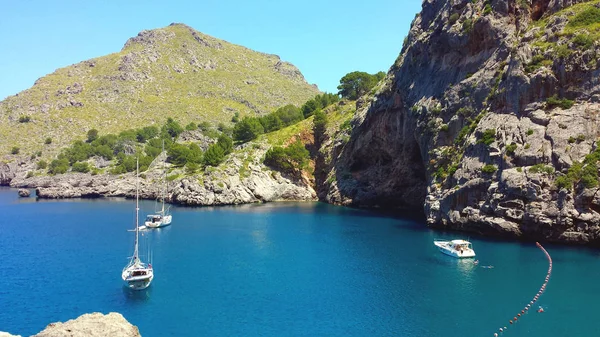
[122,267,154,290]
[123,275,154,290]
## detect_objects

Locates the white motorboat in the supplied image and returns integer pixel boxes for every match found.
[122,159,154,290]
[145,141,172,229]
[434,239,476,258]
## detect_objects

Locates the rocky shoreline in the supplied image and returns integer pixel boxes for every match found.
[0,312,141,337]
[2,147,316,206]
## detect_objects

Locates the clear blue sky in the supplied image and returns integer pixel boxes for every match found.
[0,0,422,100]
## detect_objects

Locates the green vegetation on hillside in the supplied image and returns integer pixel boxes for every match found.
[232,93,338,143]
[0,23,319,158]
[263,140,310,174]
[337,71,385,100]
[555,148,600,190]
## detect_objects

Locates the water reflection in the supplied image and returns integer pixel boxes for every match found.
[122,286,152,303]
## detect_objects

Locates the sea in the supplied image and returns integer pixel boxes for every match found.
[0,187,598,337]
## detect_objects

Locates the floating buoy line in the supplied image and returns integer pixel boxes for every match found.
[493,242,552,336]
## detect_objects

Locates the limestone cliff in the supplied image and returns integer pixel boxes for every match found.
[323,0,600,245]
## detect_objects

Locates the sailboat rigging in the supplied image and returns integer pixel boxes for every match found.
[145,140,172,228]
[122,159,154,290]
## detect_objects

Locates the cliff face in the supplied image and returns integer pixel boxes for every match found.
[323,0,600,245]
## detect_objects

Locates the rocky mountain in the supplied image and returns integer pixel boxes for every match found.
[0,23,319,157]
[321,0,600,245]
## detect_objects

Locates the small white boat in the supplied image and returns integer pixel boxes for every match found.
[434,239,476,258]
[122,160,154,290]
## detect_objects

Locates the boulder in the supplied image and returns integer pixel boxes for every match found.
[17,189,30,197]
[33,312,140,337]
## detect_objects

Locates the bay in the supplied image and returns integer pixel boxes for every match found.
[0,188,598,336]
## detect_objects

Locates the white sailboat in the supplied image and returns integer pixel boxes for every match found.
[145,141,172,228]
[122,159,154,290]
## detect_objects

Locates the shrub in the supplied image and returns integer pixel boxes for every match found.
[554,44,572,59]
[337,72,384,100]
[568,7,600,27]
[49,158,69,175]
[546,95,574,110]
[231,112,240,123]
[313,110,328,144]
[462,19,473,34]
[198,121,212,132]
[186,162,200,175]
[11,147,19,154]
[217,134,233,155]
[45,137,52,144]
[167,143,192,167]
[37,160,48,169]
[555,175,572,190]
[449,13,459,25]
[447,164,459,177]
[440,124,449,132]
[529,164,555,174]
[259,114,283,133]
[483,4,492,15]
[580,163,599,188]
[204,143,226,167]
[264,140,309,173]
[506,142,518,155]
[187,143,203,165]
[18,115,31,123]
[273,104,304,126]
[87,129,99,143]
[166,174,180,182]
[455,125,471,144]
[162,118,184,139]
[481,164,497,174]
[573,34,594,49]
[136,126,159,143]
[568,136,576,144]
[526,129,534,136]
[233,117,264,143]
[478,129,496,146]
[72,162,90,173]
[185,122,197,131]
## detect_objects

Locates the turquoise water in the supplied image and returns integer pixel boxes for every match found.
[0,187,598,336]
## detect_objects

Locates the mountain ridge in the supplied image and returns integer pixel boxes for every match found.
[0,23,319,158]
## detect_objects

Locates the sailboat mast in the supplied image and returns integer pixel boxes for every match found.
[161,139,166,215]
[134,158,140,260]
